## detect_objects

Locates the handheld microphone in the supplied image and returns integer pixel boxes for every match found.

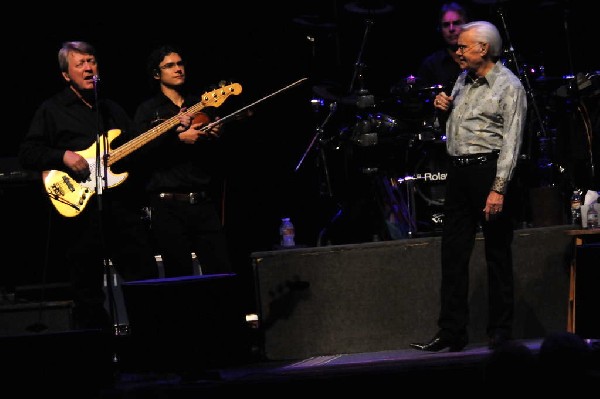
[92,75,100,84]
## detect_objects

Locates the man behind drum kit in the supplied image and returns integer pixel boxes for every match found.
[417,2,470,92]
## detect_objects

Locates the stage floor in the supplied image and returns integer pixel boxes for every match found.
[106,336,599,396]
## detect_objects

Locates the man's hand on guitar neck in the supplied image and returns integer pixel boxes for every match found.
[175,108,193,134]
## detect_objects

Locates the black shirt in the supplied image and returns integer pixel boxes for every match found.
[133,92,221,194]
[19,86,133,174]
[417,48,463,91]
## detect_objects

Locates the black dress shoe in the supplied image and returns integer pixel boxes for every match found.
[410,333,468,352]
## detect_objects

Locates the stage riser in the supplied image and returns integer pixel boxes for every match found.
[120,274,252,371]
[0,301,74,336]
[574,245,600,338]
[252,225,573,360]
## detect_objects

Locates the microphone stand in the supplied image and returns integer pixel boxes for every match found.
[91,76,120,339]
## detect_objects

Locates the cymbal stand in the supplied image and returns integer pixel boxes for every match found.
[496,6,548,144]
[393,175,421,238]
[295,100,339,246]
[562,4,595,185]
[348,19,375,109]
[295,101,337,179]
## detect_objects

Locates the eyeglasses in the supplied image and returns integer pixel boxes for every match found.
[159,61,185,70]
[456,43,483,55]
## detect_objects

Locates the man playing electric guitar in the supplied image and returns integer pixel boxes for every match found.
[18,41,167,330]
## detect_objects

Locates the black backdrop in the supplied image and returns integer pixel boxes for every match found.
[2,1,598,302]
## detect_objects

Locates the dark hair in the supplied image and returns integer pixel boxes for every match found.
[146,44,180,80]
[439,2,469,25]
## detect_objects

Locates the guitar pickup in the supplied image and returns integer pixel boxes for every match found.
[62,175,75,192]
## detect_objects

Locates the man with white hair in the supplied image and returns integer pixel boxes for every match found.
[410,21,527,352]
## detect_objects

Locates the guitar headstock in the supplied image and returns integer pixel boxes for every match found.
[200,83,242,107]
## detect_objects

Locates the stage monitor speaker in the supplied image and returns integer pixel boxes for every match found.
[120,273,250,372]
[0,300,74,337]
[253,225,573,360]
[1,329,113,393]
[574,245,600,338]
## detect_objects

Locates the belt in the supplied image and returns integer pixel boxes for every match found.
[157,192,207,204]
[450,152,499,167]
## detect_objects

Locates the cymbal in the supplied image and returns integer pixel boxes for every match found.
[312,84,376,107]
[312,84,342,102]
[471,0,510,4]
[344,1,394,15]
[293,15,337,31]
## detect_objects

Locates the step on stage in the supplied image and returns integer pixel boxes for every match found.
[2,224,599,396]
[251,224,577,360]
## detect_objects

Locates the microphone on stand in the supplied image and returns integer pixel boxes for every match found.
[92,74,100,84]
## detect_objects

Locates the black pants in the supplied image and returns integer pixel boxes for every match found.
[66,195,158,330]
[438,161,515,338]
[149,196,232,277]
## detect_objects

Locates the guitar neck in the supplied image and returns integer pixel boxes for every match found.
[107,83,242,166]
[108,102,207,166]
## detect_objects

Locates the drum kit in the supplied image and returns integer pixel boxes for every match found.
[303,73,451,240]
[293,3,453,241]
[295,0,599,243]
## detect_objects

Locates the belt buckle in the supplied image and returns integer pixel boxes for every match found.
[189,193,197,204]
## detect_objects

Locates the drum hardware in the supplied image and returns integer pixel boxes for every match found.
[555,71,600,98]
[349,112,407,147]
[393,173,447,238]
[388,176,418,238]
[394,172,446,236]
[496,6,550,141]
[295,99,338,200]
[391,140,450,236]
[355,133,378,147]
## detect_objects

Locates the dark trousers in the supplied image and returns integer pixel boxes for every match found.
[67,195,158,329]
[150,197,232,277]
[438,161,515,338]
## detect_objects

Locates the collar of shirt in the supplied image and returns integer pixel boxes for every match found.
[465,61,504,87]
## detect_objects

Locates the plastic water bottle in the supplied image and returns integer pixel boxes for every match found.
[280,217,295,247]
[587,199,598,229]
[570,190,582,226]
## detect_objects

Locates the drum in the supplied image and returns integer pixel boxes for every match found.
[412,141,448,232]
[413,141,448,207]
[385,78,446,143]
[342,112,411,176]
[349,112,411,147]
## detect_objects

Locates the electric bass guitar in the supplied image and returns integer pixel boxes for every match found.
[43,82,242,217]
